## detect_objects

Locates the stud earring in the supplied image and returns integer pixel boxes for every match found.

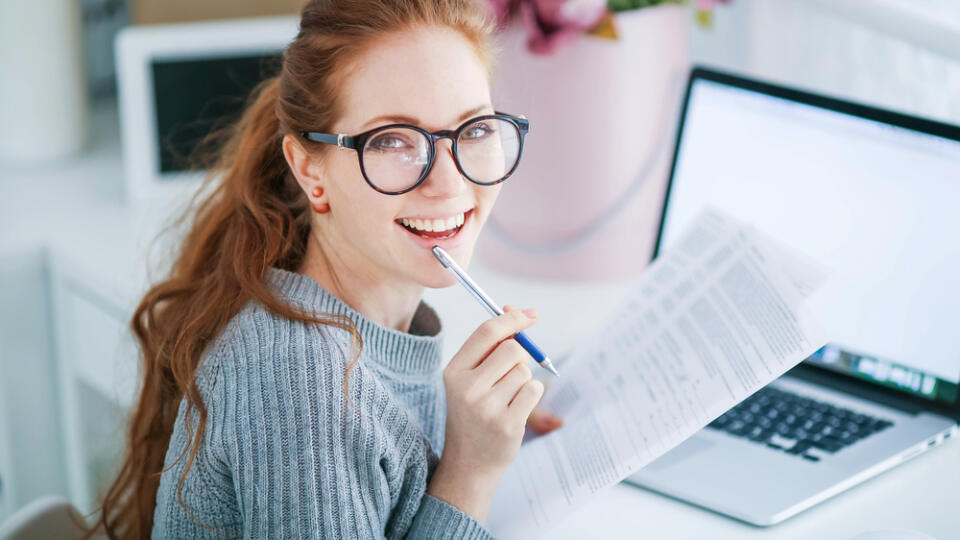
[310,185,328,213]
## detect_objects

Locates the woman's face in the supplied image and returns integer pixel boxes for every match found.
[310,26,501,289]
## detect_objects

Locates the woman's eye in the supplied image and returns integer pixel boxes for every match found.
[462,123,494,141]
[370,133,411,150]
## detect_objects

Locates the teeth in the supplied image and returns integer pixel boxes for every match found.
[400,211,467,233]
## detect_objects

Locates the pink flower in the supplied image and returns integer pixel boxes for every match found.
[694,0,730,9]
[520,0,608,55]
[486,0,520,27]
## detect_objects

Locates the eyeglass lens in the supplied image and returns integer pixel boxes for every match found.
[360,118,521,192]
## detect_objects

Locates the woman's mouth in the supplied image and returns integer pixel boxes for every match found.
[396,209,473,240]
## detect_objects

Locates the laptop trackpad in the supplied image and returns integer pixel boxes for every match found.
[646,436,715,472]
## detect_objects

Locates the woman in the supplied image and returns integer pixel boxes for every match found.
[98,0,562,538]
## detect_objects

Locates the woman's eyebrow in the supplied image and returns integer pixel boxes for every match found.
[359,104,492,131]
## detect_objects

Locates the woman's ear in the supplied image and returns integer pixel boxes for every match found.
[282,134,328,209]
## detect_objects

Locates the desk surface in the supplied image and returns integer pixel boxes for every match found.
[3,105,957,540]
[552,441,959,539]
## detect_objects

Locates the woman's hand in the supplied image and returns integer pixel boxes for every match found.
[428,305,545,522]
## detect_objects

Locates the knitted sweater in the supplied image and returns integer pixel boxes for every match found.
[152,267,494,539]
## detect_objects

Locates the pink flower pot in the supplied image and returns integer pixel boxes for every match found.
[477,5,691,281]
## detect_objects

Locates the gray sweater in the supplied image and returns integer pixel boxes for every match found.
[152,267,494,539]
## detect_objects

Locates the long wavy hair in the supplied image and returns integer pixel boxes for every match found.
[96,1,495,537]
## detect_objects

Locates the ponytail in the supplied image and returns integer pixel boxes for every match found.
[96,76,361,540]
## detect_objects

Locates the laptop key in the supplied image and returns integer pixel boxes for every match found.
[769,434,796,449]
[786,441,813,455]
[812,437,844,452]
[748,428,773,442]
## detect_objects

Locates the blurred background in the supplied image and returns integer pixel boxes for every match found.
[0,0,958,529]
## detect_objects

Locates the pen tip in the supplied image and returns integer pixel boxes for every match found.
[541,358,559,377]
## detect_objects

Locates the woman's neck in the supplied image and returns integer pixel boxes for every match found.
[296,231,424,333]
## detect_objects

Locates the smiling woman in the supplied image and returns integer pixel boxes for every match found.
[93,1,561,539]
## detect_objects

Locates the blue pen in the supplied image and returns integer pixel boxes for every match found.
[431,246,559,376]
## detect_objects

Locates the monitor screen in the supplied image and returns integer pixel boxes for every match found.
[659,76,960,404]
[152,53,282,174]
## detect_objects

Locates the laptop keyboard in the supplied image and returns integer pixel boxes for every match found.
[707,386,894,462]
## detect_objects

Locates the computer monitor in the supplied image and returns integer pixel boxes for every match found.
[116,17,296,200]
[656,68,960,410]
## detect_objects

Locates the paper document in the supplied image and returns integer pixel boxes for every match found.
[486,208,828,538]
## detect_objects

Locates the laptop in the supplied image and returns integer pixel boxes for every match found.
[625,67,960,526]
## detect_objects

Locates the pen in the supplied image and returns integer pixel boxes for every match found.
[431,246,559,376]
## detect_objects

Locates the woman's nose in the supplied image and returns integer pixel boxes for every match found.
[418,140,465,198]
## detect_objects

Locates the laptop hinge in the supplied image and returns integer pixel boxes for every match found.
[786,364,929,415]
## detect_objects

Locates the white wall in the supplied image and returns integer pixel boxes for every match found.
[691,0,960,126]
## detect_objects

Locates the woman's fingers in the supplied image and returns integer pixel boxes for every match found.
[449,306,536,371]
[508,379,545,421]
[503,305,537,319]
[490,360,533,404]
[473,338,528,389]
[526,407,564,435]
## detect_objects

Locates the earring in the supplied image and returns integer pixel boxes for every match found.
[310,185,329,213]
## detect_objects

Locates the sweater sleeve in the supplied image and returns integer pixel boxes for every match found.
[218,315,494,540]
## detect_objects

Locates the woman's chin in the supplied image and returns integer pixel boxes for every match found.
[420,269,460,290]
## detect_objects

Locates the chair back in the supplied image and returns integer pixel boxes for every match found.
[0,496,87,540]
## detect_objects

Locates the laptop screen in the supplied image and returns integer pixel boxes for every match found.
[658,71,960,405]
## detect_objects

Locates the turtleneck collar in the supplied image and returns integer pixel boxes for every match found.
[266,267,444,376]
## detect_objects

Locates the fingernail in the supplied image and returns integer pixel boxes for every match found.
[538,414,562,428]
[522,308,537,319]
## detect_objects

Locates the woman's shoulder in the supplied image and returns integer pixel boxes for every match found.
[197,298,354,388]
[197,300,430,446]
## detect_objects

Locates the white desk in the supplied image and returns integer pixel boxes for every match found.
[549,444,960,539]
[1,104,957,536]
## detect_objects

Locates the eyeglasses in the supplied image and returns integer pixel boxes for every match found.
[300,112,529,195]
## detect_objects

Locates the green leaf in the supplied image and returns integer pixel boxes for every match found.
[608,0,685,14]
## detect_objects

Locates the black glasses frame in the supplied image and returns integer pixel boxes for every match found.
[300,112,530,195]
